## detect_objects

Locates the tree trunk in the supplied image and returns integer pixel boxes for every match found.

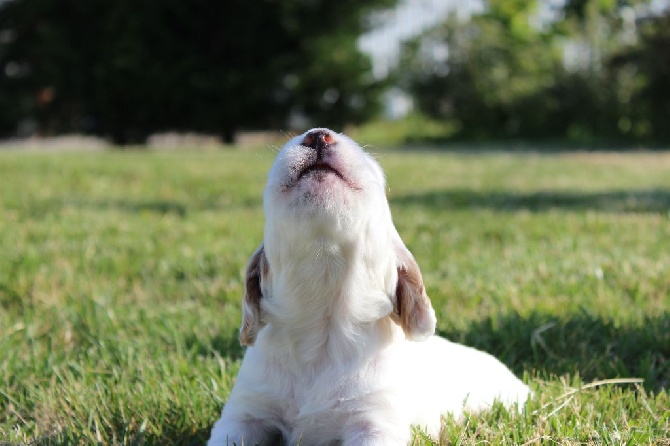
[222,126,235,145]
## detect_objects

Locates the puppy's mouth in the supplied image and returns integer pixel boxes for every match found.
[297,161,346,182]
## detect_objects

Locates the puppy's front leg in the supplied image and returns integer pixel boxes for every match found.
[207,416,279,446]
[342,420,411,446]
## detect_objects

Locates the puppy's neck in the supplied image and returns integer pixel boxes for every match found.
[261,228,396,366]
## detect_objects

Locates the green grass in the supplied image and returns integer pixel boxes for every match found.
[348,114,457,147]
[1,147,669,445]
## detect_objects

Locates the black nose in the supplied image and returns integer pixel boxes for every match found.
[302,130,335,153]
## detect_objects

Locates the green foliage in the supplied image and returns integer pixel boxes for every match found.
[399,1,564,140]
[609,12,670,140]
[1,147,669,444]
[348,112,458,147]
[400,0,670,143]
[0,0,396,143]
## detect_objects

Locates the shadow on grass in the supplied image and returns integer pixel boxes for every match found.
[26,426,213,446]
[106,199,189,216]
[141,428,213,446]
[392,188,670,214]
[397,138,670,152]
[14,196,263,219]
[440,311,670,392]
[185,328,246,363]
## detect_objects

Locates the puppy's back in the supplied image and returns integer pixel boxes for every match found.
[394,336,530,437]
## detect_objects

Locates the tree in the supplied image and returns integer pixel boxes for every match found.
[608,10,670,141]
[0,0,396,144]
[399,0,562,139]
[398,0,670,143]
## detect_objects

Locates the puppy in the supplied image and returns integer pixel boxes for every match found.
[208,129,530,445]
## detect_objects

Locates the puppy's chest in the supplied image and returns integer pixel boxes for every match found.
[271,359,385,436]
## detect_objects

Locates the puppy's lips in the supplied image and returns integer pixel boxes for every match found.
[297,161,345,182]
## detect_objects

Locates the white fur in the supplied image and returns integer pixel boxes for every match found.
[208,128,530,445]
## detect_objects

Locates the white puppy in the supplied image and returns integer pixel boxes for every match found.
[208,129,530,445]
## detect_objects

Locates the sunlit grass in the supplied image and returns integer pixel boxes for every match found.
[1,148,669,444]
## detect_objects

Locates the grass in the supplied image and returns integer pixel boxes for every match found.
[347,113,457,147]
[0,146,669,445]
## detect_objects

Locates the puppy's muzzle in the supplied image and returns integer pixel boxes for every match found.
[295,129,352,188]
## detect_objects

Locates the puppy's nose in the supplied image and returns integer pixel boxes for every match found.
[302,130,335,153]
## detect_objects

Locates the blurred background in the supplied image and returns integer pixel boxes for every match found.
[0,0,668,147]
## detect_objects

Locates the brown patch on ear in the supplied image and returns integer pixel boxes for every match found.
[391,240,437,341]
[239,244,269,346]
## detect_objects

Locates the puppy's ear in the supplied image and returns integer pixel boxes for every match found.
[391,238,437,341]
[239,244,269,346]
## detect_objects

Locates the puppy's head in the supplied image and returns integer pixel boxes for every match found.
[263,128,387,234]
[239,129,436,346]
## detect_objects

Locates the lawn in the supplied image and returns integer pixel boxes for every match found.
[0,146,669,445]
